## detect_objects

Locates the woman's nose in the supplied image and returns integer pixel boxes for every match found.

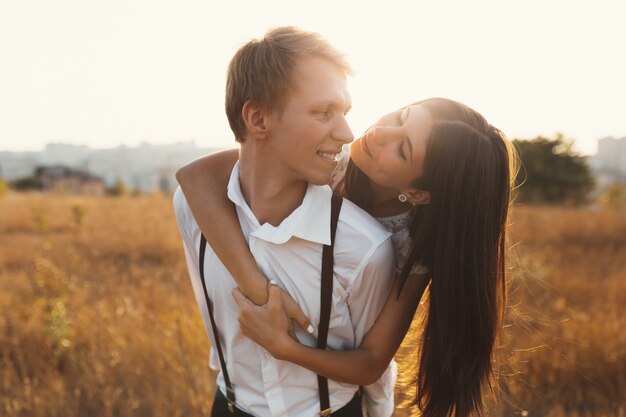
[371,126,400,145]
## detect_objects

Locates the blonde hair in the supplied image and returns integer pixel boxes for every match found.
[225,26,352,142]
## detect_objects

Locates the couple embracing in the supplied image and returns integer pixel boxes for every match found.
[174,26,515,417]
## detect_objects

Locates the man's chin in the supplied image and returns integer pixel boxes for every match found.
[306,170,334,186]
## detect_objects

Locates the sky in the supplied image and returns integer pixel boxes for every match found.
[1,0,625,155]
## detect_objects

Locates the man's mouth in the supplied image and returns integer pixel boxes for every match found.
[317,151,340,162]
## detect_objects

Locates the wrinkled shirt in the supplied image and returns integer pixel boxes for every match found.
[174,161,396,417]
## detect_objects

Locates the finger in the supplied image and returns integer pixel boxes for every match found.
[287,319,296,340]
[289,300,314,335]
[281,292,314,334]
[267,281,283,310]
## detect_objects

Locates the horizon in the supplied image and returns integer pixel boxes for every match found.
[1,135,622,157]
[2,1,625,156]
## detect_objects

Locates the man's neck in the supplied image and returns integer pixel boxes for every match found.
[239,146,308,226]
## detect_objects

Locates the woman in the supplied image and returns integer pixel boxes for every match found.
[176,97,516,417]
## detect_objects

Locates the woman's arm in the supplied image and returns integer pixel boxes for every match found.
[176,149,267,303]
[176,150,311,330]
[233,272,430,385]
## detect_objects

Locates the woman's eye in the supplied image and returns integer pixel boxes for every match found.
[398,142,406,160]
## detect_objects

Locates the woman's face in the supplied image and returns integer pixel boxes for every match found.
[349,104,433,192]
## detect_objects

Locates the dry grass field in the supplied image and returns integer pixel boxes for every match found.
[1,193,624,416]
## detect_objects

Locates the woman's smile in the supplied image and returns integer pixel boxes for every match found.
[360,135,374,158]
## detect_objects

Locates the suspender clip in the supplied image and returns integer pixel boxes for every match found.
[320,408,332,416]
[226,387,236,413]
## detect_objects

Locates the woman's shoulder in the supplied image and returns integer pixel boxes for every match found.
[375,210,412,235]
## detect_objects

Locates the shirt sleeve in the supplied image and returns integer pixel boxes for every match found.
[346,237,396,417]
[173,188,220,371]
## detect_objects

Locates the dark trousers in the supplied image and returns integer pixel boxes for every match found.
[211,388,363,417]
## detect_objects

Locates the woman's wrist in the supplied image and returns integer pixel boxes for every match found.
[272,334,302,361]
[238,270,270,305]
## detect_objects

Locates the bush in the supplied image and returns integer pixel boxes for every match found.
[0,179,9,196]
[10,175,41,191]
[514,134,594,205]
[601,183,626,210]
[106,178,128,196]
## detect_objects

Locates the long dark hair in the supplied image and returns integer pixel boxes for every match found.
[345,98,516,417]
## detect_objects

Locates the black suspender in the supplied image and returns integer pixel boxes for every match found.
[198,193,343,416]
[317,193,343,416]
[199,235,237,413]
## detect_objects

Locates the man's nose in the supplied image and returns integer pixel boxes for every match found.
[333,115,354,144]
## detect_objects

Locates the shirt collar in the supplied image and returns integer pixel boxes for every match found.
[227,161,333,245]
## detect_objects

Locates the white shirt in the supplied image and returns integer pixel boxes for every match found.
[174,162,396,417]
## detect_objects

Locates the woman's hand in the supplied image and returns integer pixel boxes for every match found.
[279,288,314,336]
[232,281,312,359]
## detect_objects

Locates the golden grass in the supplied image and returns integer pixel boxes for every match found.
[0,194,624,416]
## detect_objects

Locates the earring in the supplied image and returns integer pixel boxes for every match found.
[398,193,408,203]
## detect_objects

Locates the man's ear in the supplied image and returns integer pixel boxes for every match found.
[404,189,430,206]
[241,100,269,140]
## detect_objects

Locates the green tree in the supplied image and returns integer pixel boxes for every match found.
[514,134,594,205]
[10,176,40,191]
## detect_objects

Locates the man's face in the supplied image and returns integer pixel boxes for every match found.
[265,56,353,185]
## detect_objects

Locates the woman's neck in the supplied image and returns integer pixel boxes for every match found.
[368,180,412,218]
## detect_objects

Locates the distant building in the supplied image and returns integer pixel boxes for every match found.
[35,165,105,195]
[589,137,626,188]
[0,141,219,194]
[0,152,39,179]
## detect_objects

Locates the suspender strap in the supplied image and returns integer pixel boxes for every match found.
[317,193,343,416]
[199,234,237,413]
[199,193,343,416]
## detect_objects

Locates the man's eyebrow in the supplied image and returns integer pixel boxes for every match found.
[310,100,351,111]
[310,100,338,107]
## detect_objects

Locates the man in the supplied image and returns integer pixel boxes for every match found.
[174,27,395,416]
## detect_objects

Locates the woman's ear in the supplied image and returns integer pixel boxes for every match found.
[404,189,430,206]
[242,101,269,140]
